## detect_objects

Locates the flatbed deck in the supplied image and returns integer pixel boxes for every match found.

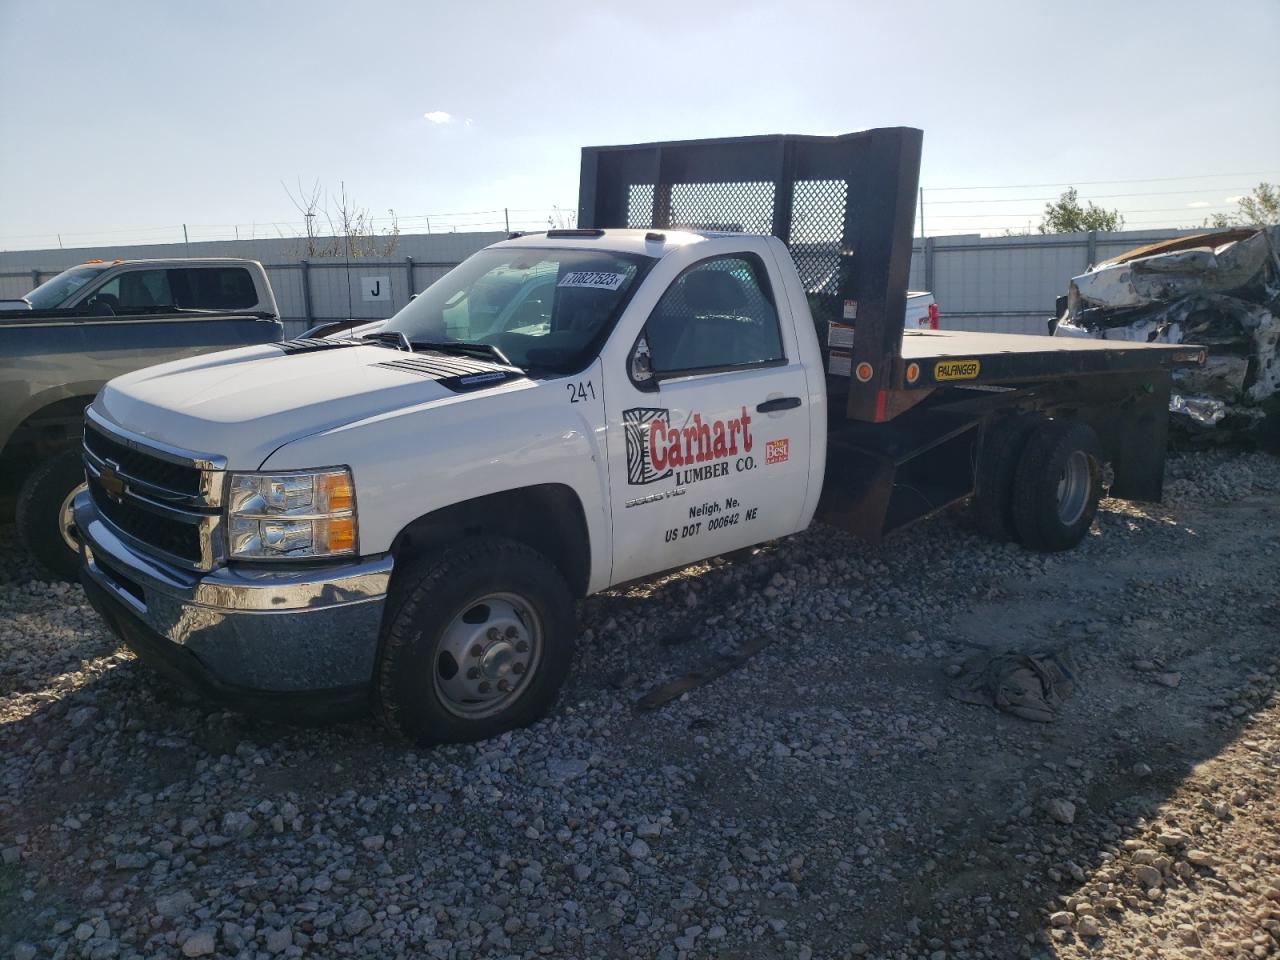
[897,330,1203,389]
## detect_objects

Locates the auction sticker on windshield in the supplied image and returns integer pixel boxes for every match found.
[558,271,627,290]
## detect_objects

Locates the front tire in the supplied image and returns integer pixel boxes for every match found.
[376,537,576,745]
[16,448,88,583]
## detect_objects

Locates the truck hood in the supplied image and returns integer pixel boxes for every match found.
[95,341,525,468]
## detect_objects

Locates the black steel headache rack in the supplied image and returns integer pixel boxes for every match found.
[578,128,1203,430]
[578,128,923,422]
[579,128,1209,539]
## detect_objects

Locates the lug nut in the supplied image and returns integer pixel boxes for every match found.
[515,641,529,653]
[470,644,484,658]
[466,667,480,680]
[478,681,491,694]
[487,628,500,641]
[497,679,511,692]
[512,662,526,675]
[505,626,519,639]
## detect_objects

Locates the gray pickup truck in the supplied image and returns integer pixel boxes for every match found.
[1,258,283,579]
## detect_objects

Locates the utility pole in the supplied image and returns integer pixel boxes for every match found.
[504,207,510,233]
[183,223,190,256]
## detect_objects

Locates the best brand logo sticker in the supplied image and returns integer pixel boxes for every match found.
[765,438,789,465]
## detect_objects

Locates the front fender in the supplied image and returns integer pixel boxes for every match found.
[261,362,613,593]
[0,379,104,455]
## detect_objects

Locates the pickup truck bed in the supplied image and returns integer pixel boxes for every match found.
[897,330,1203,388]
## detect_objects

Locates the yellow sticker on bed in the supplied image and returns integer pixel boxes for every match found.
[934,359,981,381]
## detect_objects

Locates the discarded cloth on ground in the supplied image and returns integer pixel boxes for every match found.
[948,648,1078,723]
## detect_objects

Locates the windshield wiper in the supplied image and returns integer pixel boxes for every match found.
[410,340,514,367]
[360,331,413,352]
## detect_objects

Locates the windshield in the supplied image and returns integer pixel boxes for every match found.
[384,247,653,373]
[25,265,111,310]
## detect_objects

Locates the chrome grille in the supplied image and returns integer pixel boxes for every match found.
[84,427,203,499]
[82,409,226,571]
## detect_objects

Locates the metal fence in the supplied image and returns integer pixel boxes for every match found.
[0,232,505,338]
[3,225,1197,339]
[907,227,1195,334]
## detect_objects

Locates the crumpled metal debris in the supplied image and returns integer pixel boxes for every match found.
[1053,227,1280,437]
[948,648,1078,723]
[1169,393,1226,427]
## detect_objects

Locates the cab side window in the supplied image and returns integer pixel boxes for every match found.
[645,254,785,375]
[87,269,173,313]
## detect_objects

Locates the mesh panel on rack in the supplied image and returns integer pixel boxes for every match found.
[626,185,655,228]
[790,180,848,293]
[666,182,775,235]
[790,179,850,337]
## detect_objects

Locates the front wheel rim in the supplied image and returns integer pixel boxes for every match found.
[1056,450,1091,526]
[59,481,88,554]
[433,592,543,719]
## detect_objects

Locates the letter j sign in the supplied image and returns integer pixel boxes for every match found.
[361,276,391,302]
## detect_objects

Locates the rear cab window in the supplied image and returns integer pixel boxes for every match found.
[171,267,258,309]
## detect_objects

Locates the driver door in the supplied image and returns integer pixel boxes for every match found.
[603,248,813,585]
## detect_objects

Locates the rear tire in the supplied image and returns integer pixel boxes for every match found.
[971,413,1041,542]
[1011,419,1103,552]
[376,537,576,745]
[16,448,88,583]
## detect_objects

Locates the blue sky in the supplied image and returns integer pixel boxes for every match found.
[1,0,1277,247]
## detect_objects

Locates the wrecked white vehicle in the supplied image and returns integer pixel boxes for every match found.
[1053,227,1280,440]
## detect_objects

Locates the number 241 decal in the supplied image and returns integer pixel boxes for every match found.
[566,380,597,403]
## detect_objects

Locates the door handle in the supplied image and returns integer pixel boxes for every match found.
[757,396,802,413]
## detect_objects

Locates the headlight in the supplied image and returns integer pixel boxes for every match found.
[226,468,356,560]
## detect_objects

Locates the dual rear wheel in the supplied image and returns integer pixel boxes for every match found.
[972,415,1103,552]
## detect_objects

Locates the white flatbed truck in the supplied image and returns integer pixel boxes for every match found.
[73,129,1202,743]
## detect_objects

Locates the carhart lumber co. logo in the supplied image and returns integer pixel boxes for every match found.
[623,406,754,486]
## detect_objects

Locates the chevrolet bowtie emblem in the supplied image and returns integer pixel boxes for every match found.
[98,465,125,501]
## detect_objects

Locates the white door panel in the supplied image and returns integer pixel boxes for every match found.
[606,365,810,584]
[602,242,813,586]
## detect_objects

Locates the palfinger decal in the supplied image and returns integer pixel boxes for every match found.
[934,359,981,381]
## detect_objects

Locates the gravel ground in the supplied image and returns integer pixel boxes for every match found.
[2,450,1278,960]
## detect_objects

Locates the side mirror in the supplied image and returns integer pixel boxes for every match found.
[629,333,657,392]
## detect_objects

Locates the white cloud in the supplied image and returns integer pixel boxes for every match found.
[1186,201,1211,208]
[423,111,453,124]
[1225,195,1245,203]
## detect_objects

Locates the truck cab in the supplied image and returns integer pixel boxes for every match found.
[73,229,827,741]
[2,258,277,316]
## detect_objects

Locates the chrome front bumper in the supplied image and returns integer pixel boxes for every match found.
[74,493,392,703]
